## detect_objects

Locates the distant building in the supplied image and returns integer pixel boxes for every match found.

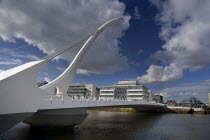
[148,91,163,103]
[100,86,115,100]
[166,100,177,106]
[100,81,151,102]
[66,84,98,99]
[181,97,207,108]
[154,94,163,103]
[95,87,100,100]
[67,84,87,99]
[208,92,210,106]
[85,84,97,99]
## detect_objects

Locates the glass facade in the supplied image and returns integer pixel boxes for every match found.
[100,81,151,102]
[114,87,127,100]
[100,91,114,94]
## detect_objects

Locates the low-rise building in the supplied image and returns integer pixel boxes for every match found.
[154,94,163,103]
[67,85,87,99]
[100,81,151,102]
[181,97,207,108]
[100,86,115,100]
[95,87,100,100]
[166,100,177,106]
[148,91,163,103]
[63,84,98,99]
[85,84,96,99]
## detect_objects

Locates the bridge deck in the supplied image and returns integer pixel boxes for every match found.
[39,95,164,110]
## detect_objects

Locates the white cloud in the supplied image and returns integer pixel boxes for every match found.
[0,57,23,65]
[0,48,39,63]
[137,63,183,84]
[76,69,90,75]
[139,0,210,83]
[160,79,210,102]
[137,49,143,55]
[9,51,40,60]
[44,77,51,83]
[24,54,40,60]
[56,66,66,72]
[134,6,141,20]
[0,0,130,74]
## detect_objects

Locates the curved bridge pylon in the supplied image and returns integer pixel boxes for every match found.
[40,17,123,97]
[0,17,123,133]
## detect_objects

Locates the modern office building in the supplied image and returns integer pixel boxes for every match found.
[95,87,100,100]
[148,90,164,103]
[100,81,151,102]
[100,86,115,100]
[64,84,98,99]
[166,100,177,106]
[154,94,163,103]
[67,84,87,99]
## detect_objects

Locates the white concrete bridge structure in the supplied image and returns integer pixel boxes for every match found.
[0,17,164,133]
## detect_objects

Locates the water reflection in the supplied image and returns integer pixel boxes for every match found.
[1,111,210,140]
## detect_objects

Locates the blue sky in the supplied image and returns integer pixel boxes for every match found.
[0,0,210,102]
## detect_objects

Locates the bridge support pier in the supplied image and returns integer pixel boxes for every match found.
[23,108,88,130]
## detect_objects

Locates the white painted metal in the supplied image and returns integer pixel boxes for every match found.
[40,95,164,110]
[0,60,48,114]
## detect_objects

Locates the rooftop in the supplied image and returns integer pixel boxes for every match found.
[115,81,138,85]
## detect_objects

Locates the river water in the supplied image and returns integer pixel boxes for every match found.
[1,111,210,140]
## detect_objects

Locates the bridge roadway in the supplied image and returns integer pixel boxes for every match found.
[23,95,165,129]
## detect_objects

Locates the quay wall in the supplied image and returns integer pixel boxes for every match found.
[93,106,210,114]
[164,106,210,114]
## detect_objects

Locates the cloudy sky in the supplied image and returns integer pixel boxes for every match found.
[0,0,210,102]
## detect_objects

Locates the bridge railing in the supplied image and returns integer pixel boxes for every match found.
[42,94,158,105]
[41,95,164,109]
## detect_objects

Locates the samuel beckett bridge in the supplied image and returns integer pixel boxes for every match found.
[0,17,164,133]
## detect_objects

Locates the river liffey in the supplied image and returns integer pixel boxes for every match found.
[1,111,210,140]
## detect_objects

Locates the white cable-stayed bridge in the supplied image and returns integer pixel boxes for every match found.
[0,17,164,133]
